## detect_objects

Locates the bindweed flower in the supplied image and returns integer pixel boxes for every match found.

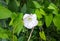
[23,14,38,29]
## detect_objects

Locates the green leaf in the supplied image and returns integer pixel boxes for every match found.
[33,1,41,8]
[53,14,60,30]
[5,0,9,5]
[50,37,56,41]
[15,0,20,7]
[0,33,8,39]
[9,12,17,26]
[0,5,12,19]
[18,36,25,41]
[13,13,23,35]
[38,21,43,26]
[48,3,57,10]
[45,14,53,27]
[0,27,9,39]
[39,31,46,40]
[40,9,46,16]
[13,35,18,41]
[48,3,58,14]
[35,9,42,20]
[8,0,18,12]
[21,4,27,13]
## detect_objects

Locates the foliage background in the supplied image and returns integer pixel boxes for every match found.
[0,0,60,41]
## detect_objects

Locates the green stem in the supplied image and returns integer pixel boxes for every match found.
[27,27,34,41]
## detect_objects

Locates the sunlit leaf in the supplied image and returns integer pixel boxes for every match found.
[13,35,18,41]
[38,21,43,26]
[39,31,46,40]
[35,9,42,20]
[33,1,41,8]
[53,14,60,30]
[0,27,9,39]
[40,8,46,16]
[0,33,9,39]
[13,13,23,35]
[45,14,53,27]
[0,5,12,19]
[9,12,17,26]
[48,3,58,14]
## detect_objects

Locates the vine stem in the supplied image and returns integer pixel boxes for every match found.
[13,28,14,41]
[27,27,34,41]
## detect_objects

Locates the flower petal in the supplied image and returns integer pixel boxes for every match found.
[24,19,38,29]
[23,14,29,19]
[32,14,37,19]
[23,14,38,29]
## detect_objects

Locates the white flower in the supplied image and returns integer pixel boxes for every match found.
[23,14,38,29]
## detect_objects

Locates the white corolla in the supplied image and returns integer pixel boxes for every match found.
[23,14,38,29]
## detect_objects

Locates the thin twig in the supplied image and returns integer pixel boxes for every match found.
[27,27,34,41]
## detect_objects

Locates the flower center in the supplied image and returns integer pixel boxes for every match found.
[27,17,32,21]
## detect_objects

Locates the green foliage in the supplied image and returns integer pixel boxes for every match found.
[39,8,46,16]
[21,4,27,13]
[9,12,17,26]
[38,21,43,26]
[0,0,60,41]
[35,9,42,20]
[50,38,56,41]
[13,35,18,41]
[48,3,58,14]
[0,5,12,19]
[0,27,9,39]
[39,31,46,41]
[8,0,18,12]
[0,34,8,39]
[53,14,60,30]
[33,1,41,8]
[45,14,53,27]
[12,13,23,35]
[18,36,26,41]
